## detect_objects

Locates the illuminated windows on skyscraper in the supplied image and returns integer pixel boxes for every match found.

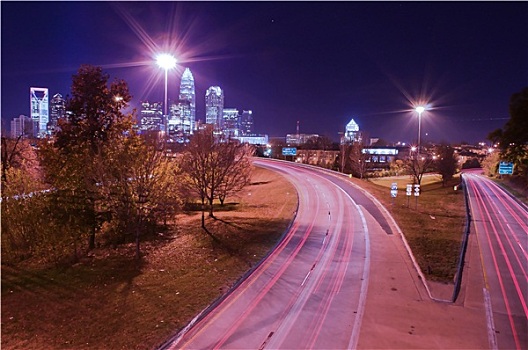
[30,87,49,138]
[205,86,224,129]
[49,93,66,133]
[342,118,362,144]
[240,110,254,136]
[139,101,164,133]
[179,68,196,135]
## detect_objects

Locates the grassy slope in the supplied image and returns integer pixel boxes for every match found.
[365,174,466,282]
[1,166,298,350]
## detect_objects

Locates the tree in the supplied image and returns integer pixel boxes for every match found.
[103,134,181,259]
[482,151,500,177]
[1,136,43,195]
[217,143,254,205]
[406,155,435,187]
[348,142,370,179]
[179,127,254,231]
[39,64,133,251]
[488,87,528,177]
[435,144,458,186]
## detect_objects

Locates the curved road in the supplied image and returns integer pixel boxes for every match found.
[164,159,374,349]
[464,172,528,350]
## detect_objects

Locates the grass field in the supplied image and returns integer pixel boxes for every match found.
[1,166,298,350]
[359,174,466,282]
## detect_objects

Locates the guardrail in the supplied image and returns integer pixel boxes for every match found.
[451,173,471,302]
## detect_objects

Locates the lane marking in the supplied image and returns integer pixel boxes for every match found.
[483,287,499,350]
[301,271,311,286]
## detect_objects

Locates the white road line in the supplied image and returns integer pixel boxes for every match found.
[301,271,311,286]
[483,287,499,350]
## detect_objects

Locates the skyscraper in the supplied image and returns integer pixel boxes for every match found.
[139,101,164,133]
[240,110,254,136]
[48,93,66,133]
[179,68,195,134]
[342,118,362,144]
[205,86,224,129]
[222,108,240,140]
[30,87,49,137]
[10,115,33,139]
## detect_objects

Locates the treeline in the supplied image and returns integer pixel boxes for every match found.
[1,65,253,265]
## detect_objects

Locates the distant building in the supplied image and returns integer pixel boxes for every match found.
[240,110,254,136]
[205,86,224,129]
[179,68,196,134]
[48,93,66,133]
[10,114,34,139]
[286,133,319,145]
[342,118,362,144]
[236,134,269,145]
[30,87,49,137]
[166,101,193,143]
[139,101,164,133]
[222,108,240,139]
[362,147,399,164]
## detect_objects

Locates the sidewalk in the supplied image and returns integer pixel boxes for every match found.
[357,206,489,349]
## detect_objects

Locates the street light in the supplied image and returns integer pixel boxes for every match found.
[156,53,177,117]
[415,106,425,154]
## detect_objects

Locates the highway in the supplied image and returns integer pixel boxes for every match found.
[163,159,374,349]
[464,172,528,350]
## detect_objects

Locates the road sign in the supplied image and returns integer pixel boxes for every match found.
[406,184,412,196]
[498,161,514,175]
[414,184,420,196]
[390,183,397,197]
[282,147,297,156]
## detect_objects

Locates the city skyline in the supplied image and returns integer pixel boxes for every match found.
[2,2,527,144]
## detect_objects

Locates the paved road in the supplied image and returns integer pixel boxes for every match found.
[163,159,371,349]
[464,172,528,350]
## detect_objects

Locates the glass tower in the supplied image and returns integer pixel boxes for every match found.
[178,68,195,134]
[205,86,224,129]
[49,93,66,133]
[240,110,254,136]
[222,108,240,140]
[30,87,49,137]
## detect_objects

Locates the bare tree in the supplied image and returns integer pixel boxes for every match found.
[179,127,215,229]
[407,155,435,186]
[217,143,254,205]
[348,142,371,179]
[179,126,254,231]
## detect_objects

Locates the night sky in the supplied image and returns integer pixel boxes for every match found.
[2,1,527,144]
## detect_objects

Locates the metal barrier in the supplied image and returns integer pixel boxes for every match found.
[451,173,471,302]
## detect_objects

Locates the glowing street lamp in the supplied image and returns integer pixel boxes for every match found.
[156,53,177,117]
[415,106,425,153]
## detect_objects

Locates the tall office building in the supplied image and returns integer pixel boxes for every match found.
[10,115,34,139]
[222,108,240,140]
[30,87,49,137]
[342,118,362,144]
[240,110,254,136]
[179,68,196,134]
[205,86,224,129]
[139,101,164,133]
[48,93,66,133]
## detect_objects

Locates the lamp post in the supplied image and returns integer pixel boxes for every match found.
[156,53,177,121]
[415,106,425,154]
